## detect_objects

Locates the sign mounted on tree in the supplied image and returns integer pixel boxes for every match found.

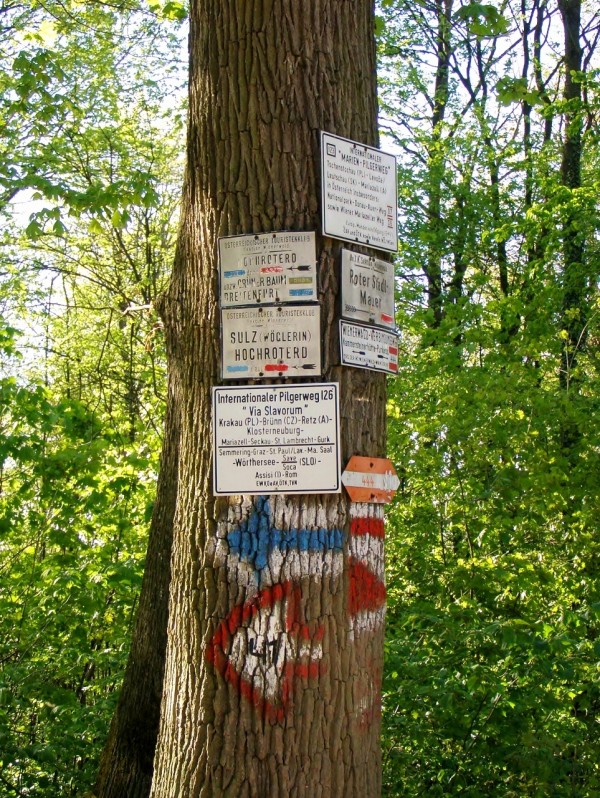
[212,383,341,495]
[321,131,398,253]
[340,249,395,328]
[218,231,317,307]
[339,320,399,375]
[342,456,400,504]
[221,305,321,379]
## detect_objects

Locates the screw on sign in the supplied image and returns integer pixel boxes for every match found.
[341,455,400,504]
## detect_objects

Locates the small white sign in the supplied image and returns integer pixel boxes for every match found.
[218,231,317,307]
[321,132,398,253]
[341,249,395,328]
[340,320,399,375]
[212,383,341,495]
[222,305,321,379]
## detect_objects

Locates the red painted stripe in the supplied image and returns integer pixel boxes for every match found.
[348,559,386,616]
[264,363,289,371]
[350,516,385,538]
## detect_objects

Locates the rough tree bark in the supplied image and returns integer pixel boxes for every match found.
[149,1,388,796]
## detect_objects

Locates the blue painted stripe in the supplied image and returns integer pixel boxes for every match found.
[223,269,245,277]
[227,496,344,575]
[289,288,314,296]
[226,365,249,372]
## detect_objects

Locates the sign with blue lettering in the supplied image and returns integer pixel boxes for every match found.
[212,383,341,495]
[218,231,317,307]
[321,132,398,253]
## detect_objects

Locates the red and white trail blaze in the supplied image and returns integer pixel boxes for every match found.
[206,581,325,723]
[348,503,386,637]
[207,499,387,724]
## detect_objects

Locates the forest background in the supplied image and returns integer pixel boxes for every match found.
[0,0,598,796]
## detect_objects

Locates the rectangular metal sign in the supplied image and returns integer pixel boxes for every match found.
[321,131,398,253]
[212,383,341,495]
[218,231,317,307]
[340,320,399,375]
[222,305,321,379]
[340,249,395,328]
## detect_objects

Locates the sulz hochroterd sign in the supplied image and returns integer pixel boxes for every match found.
[340,249,395,329]
[221,305,321,379]
[212,383,341,495]
[321,132,398,253]
[218,231,317,307]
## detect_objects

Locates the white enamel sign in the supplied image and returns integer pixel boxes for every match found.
[212,383,341,495]
[222,305,321,379]
[321,132,398,253]
[340,249,395,328]
[218,231,317,307]
[340,320,399,375]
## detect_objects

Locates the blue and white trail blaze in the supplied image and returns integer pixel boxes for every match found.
[213,496,345,588]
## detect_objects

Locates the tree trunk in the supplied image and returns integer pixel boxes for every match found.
[425,0,453,328]
[557,0,586,395]
[94,380,180,798]
[150,1,388,796]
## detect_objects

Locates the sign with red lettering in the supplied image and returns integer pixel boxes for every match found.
[340,320,399,375]
[342,456,400,504]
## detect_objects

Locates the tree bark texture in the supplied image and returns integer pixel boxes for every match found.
[150,2,388,796]
[94,378,180,798]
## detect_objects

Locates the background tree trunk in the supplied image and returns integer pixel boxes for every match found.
[150,1,388,796]
[557,0,586,395]
[94,382,180,798]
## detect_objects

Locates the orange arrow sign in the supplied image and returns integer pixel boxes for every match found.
[342,456,400,504]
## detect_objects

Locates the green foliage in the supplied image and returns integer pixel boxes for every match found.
[379,0,600,794]
[454,3,509,38]
[0,2,183,795]
[0,323,160,796]
[383,316,600,793]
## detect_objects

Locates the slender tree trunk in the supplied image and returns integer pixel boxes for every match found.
[150,1,388,796]
[557,0,586,396]
[425,0,453,328]
[94,379,180,798]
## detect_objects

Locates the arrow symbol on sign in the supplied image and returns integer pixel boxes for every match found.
[286,264,312,271]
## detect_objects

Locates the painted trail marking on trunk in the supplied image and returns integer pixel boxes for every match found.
[208,499,386,723]
[348,503,387,632]
[347,503,387,730]
[222,496,345,584]
[206,581,326,723]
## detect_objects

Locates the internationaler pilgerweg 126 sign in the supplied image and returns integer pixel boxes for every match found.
[212,383,341,495]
